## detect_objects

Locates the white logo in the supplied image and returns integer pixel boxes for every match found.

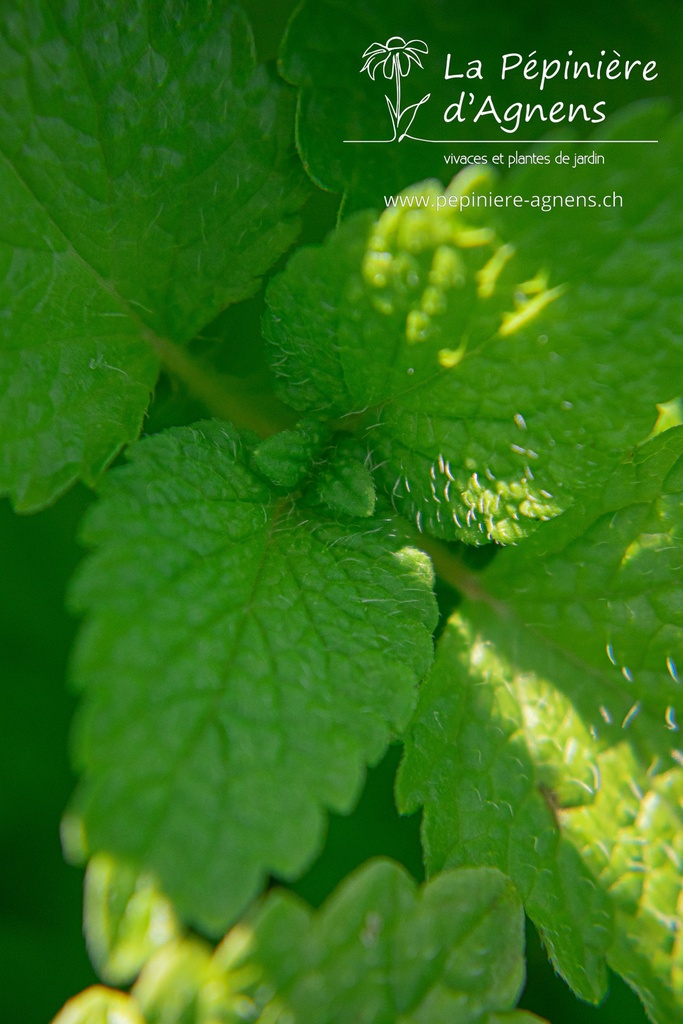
[359,37,430,142]
[347,41,654,145]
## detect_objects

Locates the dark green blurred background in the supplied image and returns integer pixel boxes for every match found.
[3,0,679,1020]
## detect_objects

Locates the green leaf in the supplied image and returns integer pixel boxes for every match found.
[52,987,145,1024]
[311,437,377,518]
[265,113,683,544]
[69,421,437,932]
[53,933,247,1024]
[398,427,683,1020]
[83,853,179,985]
[281,0,683,207]
[132,936,239,1024]
[250,859,545,1024]
[56,866,263,1024]
[251,417,325,490]
[0,0,308,511]
[54,860,546,1024]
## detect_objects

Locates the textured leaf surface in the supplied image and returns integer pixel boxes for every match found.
[250,860,543,1024]
[281,0,683,206]
[265,114,683,543]
[69,421,437,931]
[54,860,547,1024]
[398,428,683,1020]
[251,417,325,490]
[312,437,377,518]
[0,0,307,510]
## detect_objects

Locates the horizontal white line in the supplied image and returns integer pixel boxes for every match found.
[343,139,659,144]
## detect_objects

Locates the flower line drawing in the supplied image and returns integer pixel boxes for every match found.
[361,36,430,142]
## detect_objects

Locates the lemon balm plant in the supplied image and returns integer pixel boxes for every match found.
[2,1,683,1022]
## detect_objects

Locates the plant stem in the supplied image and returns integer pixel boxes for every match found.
[146,333,295,438]
[413,532,510,616]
